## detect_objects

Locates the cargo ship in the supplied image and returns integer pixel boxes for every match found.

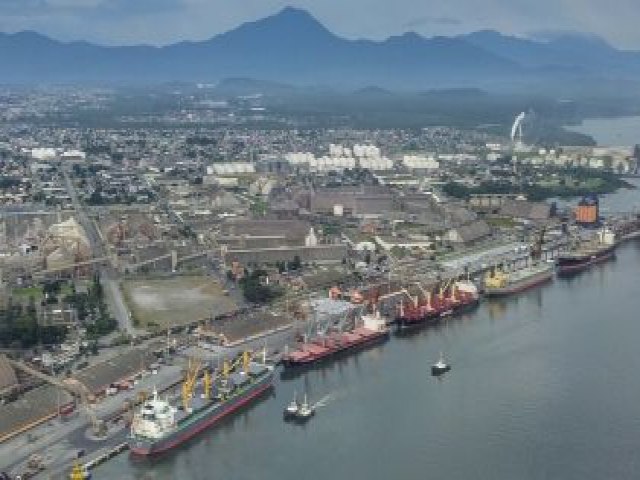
[614,216,640,242]
[484,228,554,296]
[281,307,390,368]
[556,227,616,275]
[484,262,554,297]
[395,280,479,328]
[129,352,273,456]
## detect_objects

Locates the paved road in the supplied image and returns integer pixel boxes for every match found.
[102,269,136,334]
[62,168,136,335]
[1,364,184,478]
[1,317,325,478]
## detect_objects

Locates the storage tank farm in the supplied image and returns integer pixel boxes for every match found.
[575,194,600,227]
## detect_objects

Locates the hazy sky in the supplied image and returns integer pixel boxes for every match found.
[1,0,639,49]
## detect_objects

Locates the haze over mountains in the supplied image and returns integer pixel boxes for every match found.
[2,6,640,91]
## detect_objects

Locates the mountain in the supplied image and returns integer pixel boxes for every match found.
[212,77,299,96]
[462,30,640,76]
[1,7,640,89]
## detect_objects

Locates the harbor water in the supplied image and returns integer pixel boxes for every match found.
[566,115,640,147]
[95,189,640,480]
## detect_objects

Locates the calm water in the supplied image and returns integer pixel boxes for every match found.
[550,177,640,212]
[567,116,640,146]
[96,199,640,480]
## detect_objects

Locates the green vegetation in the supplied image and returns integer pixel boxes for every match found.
[0,299,67,348]
[12,286,43,301]
[238,269,284,304]
[444,169,631,202]
[64,274,117,339]
[320,222,341,235]
[249,198,268,217]
[275,255,301,273]
[0,176,23,189]
[486,217,519,228]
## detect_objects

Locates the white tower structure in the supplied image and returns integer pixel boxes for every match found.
[511,112,526,144]
[305,227,318,247]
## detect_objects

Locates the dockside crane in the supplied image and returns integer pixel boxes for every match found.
[6,359,105,436]
[182,358,202,411]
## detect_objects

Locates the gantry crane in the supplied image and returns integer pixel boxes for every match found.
[7,359,105,436]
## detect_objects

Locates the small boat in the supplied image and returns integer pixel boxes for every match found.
[283,391,299,420]
[295,393,315,422]
[70,463,91,480]
[431,352,451,376]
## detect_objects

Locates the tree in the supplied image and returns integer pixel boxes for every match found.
[239,270,284,304]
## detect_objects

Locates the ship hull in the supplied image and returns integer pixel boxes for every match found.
[396,298,479,329]
[129,371,273,456]
[484,269,554,297]
[556,245,616,275]
[281,329,389,368]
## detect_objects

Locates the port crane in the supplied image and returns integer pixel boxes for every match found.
[182,358,202,411]
[530,227,546,261]
[6,359,105,436]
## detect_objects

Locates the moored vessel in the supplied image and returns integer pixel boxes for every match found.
[484,229,554,296]
[129,351,274,456]
[484,262,554,297]
[282,301,390,368]
[395,279,479,328]
[556,227,616,275]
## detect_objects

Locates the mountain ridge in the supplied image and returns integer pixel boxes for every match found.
[1,7,639,89]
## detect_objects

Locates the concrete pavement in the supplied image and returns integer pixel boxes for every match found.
[62,168,137,335]
[1,364,184,478]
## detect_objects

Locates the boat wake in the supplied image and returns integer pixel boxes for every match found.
[312,393,335,409]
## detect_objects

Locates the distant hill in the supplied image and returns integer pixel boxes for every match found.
[461,30,640,76]
[212,78,298,96]
[352,86,395,97]
[2,7,640,89]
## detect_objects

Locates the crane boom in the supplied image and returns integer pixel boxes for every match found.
[6,358,91,399]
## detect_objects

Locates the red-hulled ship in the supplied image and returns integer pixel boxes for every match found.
[395,280,479,328]
[281,310,390,368]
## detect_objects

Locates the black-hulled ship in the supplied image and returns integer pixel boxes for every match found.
[556,227,616,275]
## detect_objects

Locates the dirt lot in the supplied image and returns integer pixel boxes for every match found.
[122,276,237,329]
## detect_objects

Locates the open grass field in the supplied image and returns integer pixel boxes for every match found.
[122,276,237,329]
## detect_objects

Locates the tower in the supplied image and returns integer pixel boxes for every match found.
[511,112,526,148]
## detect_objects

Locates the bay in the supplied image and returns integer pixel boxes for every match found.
[95,189,640,480]
[566,116,640,147]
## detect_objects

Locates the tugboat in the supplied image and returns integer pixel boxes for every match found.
[283,391,299,420]
[70,463,91,479]
[431,353,451,376]
[295,393,315,422]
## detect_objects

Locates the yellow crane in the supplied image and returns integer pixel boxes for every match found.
[222,351,252,378]
[69,462,86,480]
[203,369,213,400]
[218,351,253,401]
[182,358,202,411]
